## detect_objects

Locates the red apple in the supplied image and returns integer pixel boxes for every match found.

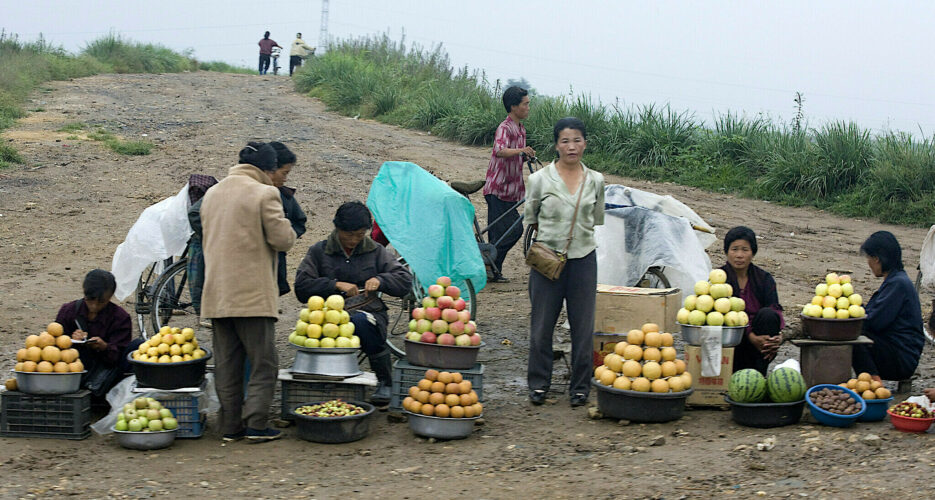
[436,276,452,287]
[424,307,441,321]
[445,286,460,299]
[463,322,476,335]
[455,334,472,346]
[469,333,481,346]
[411,307,425,320]
[453,298,466,311]
[448,320,465,335]
[436,296,454,309]
[431,320,448,334]
[416,319,432,333]
[457,310,471,323]
[421,297,436,309]
[419,331,437,344]
[437,333,456,345]
[428,284,444,298]
[441,308,460,323]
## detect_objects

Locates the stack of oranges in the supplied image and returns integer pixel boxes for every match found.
[14,322,84,374]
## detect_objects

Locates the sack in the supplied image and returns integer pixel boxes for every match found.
[525,241,567,281]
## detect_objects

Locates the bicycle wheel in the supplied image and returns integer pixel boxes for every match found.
[635,266,671,289]
[523,224,535,255]
[134,258,173,339]
[150,259,199,336]
[383,261,478,359]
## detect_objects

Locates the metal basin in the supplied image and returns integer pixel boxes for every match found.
[114,429,177,450]
[293,401,375,443]
[800,315,863,341]
[678,323,746,347]
[404,411,481,439]
[291,345,361,378]
[14,371,85,395]
[403,340,484,370]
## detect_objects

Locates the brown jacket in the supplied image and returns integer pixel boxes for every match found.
[200,164,296,319]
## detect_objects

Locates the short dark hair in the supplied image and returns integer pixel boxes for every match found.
[238,142,277,171]
[264,31,270,38]
[333,201,372,231]
[296,33,302,37]
[860,231,903,273]
[269,141,297,168]
[83,269,116,300]
[502,86,528,113]
[724,226,758,255]
[552,117,587,143]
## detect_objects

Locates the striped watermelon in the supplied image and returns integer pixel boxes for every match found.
[728,369,767,403]
[767,367,807,403]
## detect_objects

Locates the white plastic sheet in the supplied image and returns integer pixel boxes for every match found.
[90,374,220,435]
[595,185,714,294]
[920,224,935,291]
[111,185,193,300]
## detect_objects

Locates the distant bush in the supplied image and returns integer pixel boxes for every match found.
[297,34,935,226]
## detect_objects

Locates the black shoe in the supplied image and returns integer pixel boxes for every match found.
[570,393,588,407]
[222,430,246,442]
[489,274,510,283]
[245,428,282,443]
[529,390,546,405]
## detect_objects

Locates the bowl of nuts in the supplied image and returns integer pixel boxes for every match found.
[806,384,865,427]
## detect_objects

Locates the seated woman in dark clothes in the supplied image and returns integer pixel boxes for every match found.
[852,231,924,382]
[294,202,412,406]
[719,226,785,375]
[55,269,139,397]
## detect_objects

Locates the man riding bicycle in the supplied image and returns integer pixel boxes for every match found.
[483,86,535,282]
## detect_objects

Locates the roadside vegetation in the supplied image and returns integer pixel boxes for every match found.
[295,34,935,226]
[0,31,251,159]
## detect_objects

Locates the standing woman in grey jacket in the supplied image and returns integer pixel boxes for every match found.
[525,117,605,408]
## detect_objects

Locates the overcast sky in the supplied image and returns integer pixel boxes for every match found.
[5,1,935,134]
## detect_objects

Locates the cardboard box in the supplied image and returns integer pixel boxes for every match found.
[685,345,734,407]
[592,333,629,368]
[594,284,682,334]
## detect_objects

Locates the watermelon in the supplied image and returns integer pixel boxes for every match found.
[766,367,807,403]
[728,369,767,403]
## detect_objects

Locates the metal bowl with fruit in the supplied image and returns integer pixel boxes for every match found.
[403,339,484,370]
[404,411,481,440]
[887,402,935,433]
[293,400,375,443]
[14,370,86,395]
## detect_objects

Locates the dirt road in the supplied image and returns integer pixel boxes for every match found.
[0,72,932,499]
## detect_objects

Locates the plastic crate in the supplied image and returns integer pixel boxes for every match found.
[0,390,91,440]
[390,360,484,411]
[279,369,376,421]
[153,393,206,439]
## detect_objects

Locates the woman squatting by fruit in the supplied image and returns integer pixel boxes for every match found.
[852,231,924,383]
[55,269,140,398]
[719,226,785,375]
[293,201,413,407]
[525,117,605,407]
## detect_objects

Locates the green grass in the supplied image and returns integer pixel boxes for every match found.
[57,121,88,132]
[197,61,254,74]
[296,34,935,226]
[84,127,152,155]
[0,144,24,169]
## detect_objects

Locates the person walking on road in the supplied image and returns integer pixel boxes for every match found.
[289,33,315,76]
[258,31,281,75]
[483,86,535,283]
[200,142,296,443]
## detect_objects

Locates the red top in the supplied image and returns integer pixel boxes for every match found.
[259,38,280,55]
[55,300,132,366]
[483,117,526,202]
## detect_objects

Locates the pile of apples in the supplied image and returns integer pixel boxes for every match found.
[594,323,693,393]
[677,269,749,327]
[402,369,482,418]
[114,397,178,432]
[801,273,865,319]
[404,277,480,347]
[133,326,207,363]
[14,322,84,374]
[290,295,361,349]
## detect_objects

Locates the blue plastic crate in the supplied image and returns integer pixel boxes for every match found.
[154,393,206,438]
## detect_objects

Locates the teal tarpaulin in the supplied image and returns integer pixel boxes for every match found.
[366,161,487,293]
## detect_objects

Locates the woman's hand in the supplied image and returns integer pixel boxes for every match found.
[71,329,88,341]
[521,146,536,157]
[87,337,108,352]
[335,281,359,296]
[749,332,781,360]
[364,277,381,294]
[924,388,935,402]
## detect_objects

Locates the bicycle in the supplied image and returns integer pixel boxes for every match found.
[133,241,196,339]
[450,154,541,281]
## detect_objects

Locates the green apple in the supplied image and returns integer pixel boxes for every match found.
[836,297,850,310]
[145,409,160,421]
[162,417,178,430]
[350,335,361,348]
[737,311,749,325]
[826,273,840,285]
[335,336,352,348]
[694,281,710,296]
[115,420,129,431]
[849,293,862,306]
[159,408,173,419]
[676,308,691,324]
[134,398,148,410]
[128,419,142,432]
[709,269,727,284]
[827,284,843,298]
[714,298,731,314]
[304,337,320,348]
[695,295,715,313]
[683,295,697,311]
[688,310,707,326]
[822,307,836,319]
[848,305,864,318]
[841,283,854,297]
[138,416,149,428]
[123,403,135,414]
[706,311,724,326]
[815,283,828,297]
[124,408,138,419]
[299,308,310,322]
[836,308,850,319]
[729,297,745,312]
[148,419,164,431]
[117,412,126,421]
[725,311,740,326]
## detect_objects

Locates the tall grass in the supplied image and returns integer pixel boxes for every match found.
[297,34,935,226]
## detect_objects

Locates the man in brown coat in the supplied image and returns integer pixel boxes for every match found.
[201,142,296,442]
